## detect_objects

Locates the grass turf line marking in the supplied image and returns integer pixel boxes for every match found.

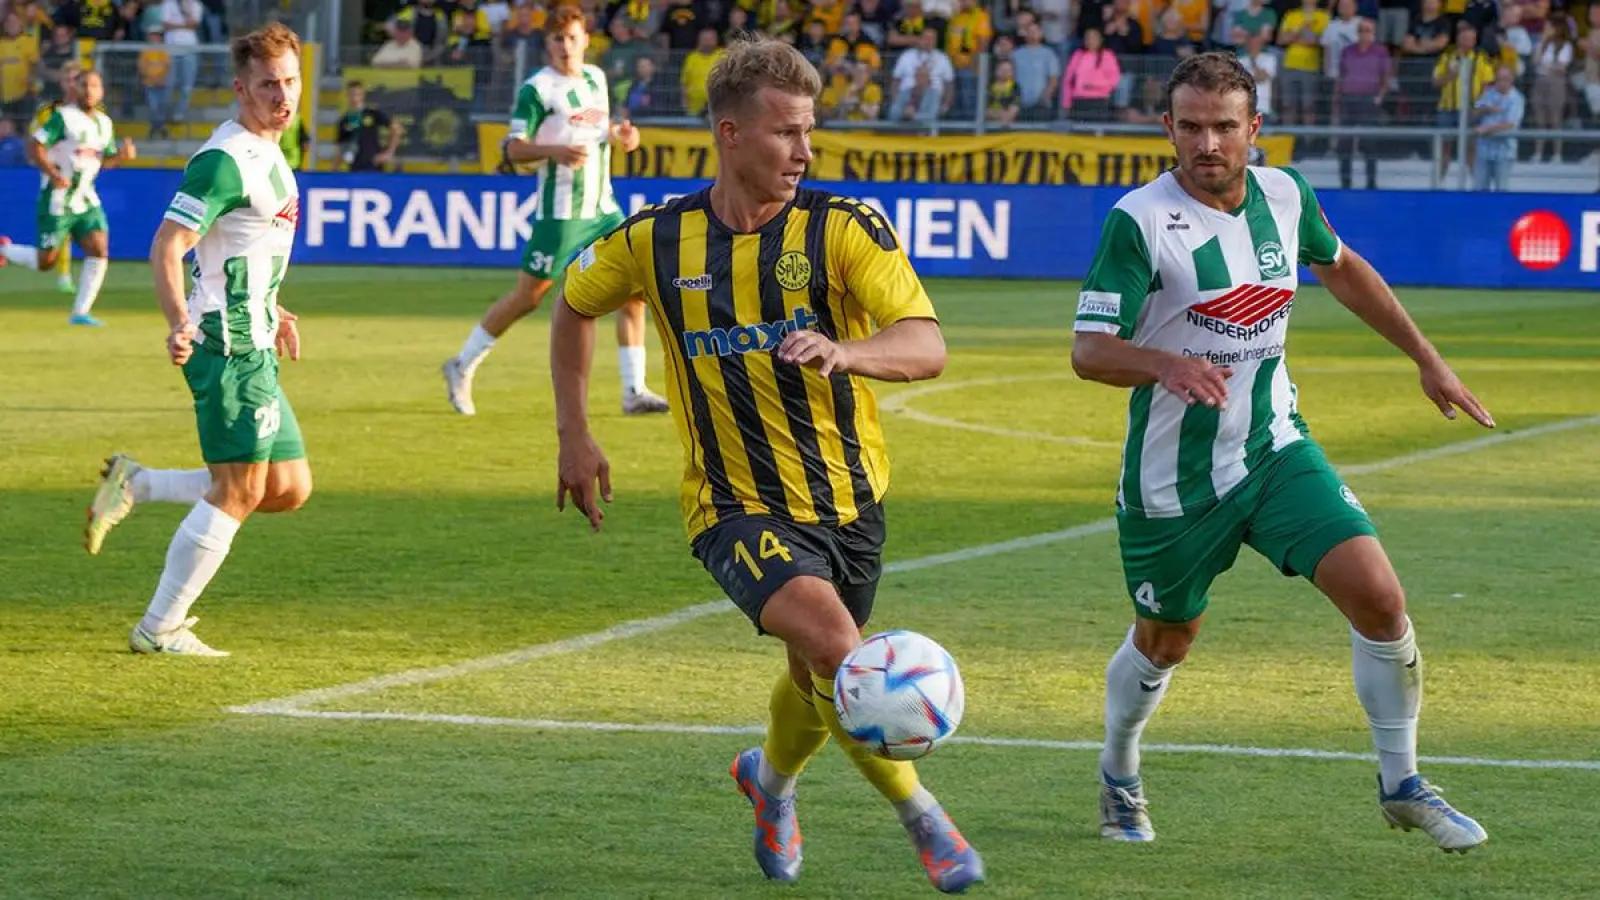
[232,709,1600,772]
[231,413,1600,716]
[878,375,1121,447]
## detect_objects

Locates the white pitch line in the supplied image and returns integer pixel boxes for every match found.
[232,413,1600,716]
[878,374,1122,447]
[224,709,1600,772]
[1338,413,1600,476]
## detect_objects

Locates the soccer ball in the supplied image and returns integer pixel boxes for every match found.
[833,630,965,761]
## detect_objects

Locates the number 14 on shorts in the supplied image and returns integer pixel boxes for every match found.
[734,530,793,581]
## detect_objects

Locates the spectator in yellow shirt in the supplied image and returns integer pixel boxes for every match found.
[945,0,992,117]
[680,28,725,117]
[0,12,39,126]
[1433,21,1497,181]
[820,60,884,121]
[827,13,883,71]
[807,0,847,36]
[1276,0,1329,127]
[139,29,173,136]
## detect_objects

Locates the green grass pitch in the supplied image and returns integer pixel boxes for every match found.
[1,263,1597,897]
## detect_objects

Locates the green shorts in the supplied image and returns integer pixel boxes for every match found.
[182,348,306,465]
[37,191,108,251]
[1117,440,1377,623]
[520,210,625,281]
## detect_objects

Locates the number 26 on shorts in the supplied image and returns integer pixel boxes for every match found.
[734,530,793,581]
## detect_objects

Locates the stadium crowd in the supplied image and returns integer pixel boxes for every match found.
[2,0,1597,146]
[349,0,1600,139]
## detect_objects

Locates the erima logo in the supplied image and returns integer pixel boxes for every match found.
[673,273,712,291]
[683,307,819,359]
[1185,284,1294,340]
[1165,211,1188,232]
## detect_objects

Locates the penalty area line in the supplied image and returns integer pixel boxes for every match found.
[230,413,1600,716]
[224,708,1600,773]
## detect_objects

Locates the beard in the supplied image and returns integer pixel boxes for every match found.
[1183,154,1247,196]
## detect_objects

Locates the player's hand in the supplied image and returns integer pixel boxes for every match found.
[613,119,641,152]
[49,171,70,189]
[1419,360,1494,428]
[167,322,196,366]
[553,144,589,167]
[275,307,301,361]
[776,329,852,377]
[120,137,136,160]
[557,433,612,532]
[1157,355,1232,408]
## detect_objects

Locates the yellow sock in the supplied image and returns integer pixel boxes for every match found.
[762,671,830,778]
[56,245,71,278]
[811,671,921,804]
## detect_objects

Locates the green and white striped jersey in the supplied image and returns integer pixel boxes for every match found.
[510,63,620,222]
[33,104,115,215]
[162,120,299,357]
[1074,166,1342,519]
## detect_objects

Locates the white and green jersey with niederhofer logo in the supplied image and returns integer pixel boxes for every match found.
[162,120,300,357]
[33,104,115,216]
[1073,166,1343,520]
[509,63,620,222]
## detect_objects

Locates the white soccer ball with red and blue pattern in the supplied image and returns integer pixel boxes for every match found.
[833,630,965,761]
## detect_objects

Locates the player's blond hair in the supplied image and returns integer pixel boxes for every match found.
[706,34,821,122]
[231,21,301,76]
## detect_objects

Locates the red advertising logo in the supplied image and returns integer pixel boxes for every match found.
[1509,211,1571,271]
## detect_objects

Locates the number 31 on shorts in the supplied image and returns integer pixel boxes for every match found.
[734,530,793,581]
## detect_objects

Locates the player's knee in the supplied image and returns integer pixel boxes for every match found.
[1351,586,1409,642]
[36,248,60,270]
[209,480,266,517]
[1135,620,1199,668]
[805,628,860,680]
[276,479,314,512]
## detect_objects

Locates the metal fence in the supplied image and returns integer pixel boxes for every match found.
[12,32,1599,192]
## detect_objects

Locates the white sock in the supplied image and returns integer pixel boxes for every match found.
[2,243,39,270]
[1100,626,1175,783]
[458,324,497,371]
[619,345,646,396]
[72,256,108,317]
[894,786,938,826]
[131,468,212,505]
[756,754,797,799]
[1351,617,1421,795]
[137,500,241,635]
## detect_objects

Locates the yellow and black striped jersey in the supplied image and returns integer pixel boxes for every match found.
[564,187,937,540]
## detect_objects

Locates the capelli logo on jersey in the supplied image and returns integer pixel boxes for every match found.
[683,307,820,360]
[568,109,606,128]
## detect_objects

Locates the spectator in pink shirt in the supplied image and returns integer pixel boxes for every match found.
[1337,17,1391,188]
[1062,28,1122,121]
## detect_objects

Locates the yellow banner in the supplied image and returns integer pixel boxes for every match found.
[477,124,1293,185]
[346,66,477,156]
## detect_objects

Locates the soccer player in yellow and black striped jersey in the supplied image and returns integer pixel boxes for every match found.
[551,34,984,895]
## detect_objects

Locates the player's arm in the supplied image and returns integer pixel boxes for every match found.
[1070,207,1232,408]
[153,149,247,366]
[1288,169,1494,428]
[502,82,586,166]
[609,118,640,152]
[552,231,643,530]
[28,111,68,187]
[102,128,137,168]
[377,110,401,164]
[776,206,945,382]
